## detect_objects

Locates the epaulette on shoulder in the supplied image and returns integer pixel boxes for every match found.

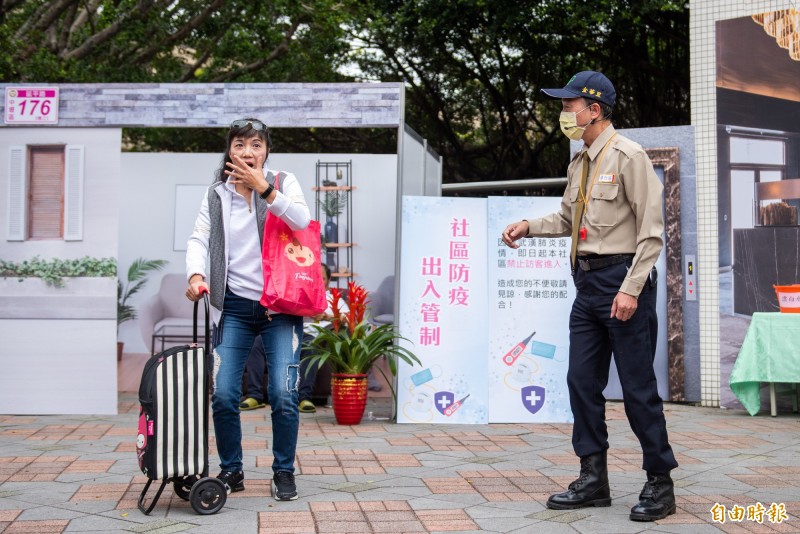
[612,135,644,158]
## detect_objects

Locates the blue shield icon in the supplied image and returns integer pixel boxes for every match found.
[521,385,546,415]
[434,391,455,415]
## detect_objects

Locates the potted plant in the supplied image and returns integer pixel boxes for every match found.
[0,255,116,287]
[317,188,347,269]
[117,258,167,360]
[303,281,420,425]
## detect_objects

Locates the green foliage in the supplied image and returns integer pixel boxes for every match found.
[303,321,421,400]
[117,258,167,330]
[0,1,353,153]
[346,0,690,184]
[0,1,349,83]
[0,256,116,287]
[123,127,228,155]
[0,0,690,185]
[318,191,348,217]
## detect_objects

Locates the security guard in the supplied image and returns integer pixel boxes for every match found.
[502,71,678,522]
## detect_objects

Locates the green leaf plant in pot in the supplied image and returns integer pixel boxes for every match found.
[117,258,167,360]
[303,281,420,425]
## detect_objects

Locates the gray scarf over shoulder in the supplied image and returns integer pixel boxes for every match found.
[206,171,280,310]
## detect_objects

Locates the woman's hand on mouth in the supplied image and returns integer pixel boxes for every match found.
[225,154,266,191]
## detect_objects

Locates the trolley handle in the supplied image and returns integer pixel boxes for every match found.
[192,288,211,351]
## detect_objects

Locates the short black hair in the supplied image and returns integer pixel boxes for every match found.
[583,98,613,122]
[322,264,331,279]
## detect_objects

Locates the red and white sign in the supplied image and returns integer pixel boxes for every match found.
[5,87,59,124]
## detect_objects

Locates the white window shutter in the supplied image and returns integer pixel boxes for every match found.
[63,145,84,241]
[6,146,26,241]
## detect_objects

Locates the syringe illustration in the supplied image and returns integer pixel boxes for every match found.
[444,394,470,417]
[502,331,536,366]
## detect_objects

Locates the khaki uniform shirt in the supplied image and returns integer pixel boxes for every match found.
[526,125,664,297]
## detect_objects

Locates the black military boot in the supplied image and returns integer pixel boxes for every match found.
[629,472,676,521]
[546,451,611,509]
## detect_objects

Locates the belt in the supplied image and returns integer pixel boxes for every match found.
[577,254,634,272]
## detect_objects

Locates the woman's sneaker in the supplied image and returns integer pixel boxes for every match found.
[272,471,297,501]
[217,470,245,494]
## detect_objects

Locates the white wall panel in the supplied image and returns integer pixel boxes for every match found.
[0,319,117,414]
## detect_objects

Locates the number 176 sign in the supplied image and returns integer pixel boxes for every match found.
[5,87,59,124]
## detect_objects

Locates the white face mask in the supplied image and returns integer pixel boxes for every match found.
[559,104,594,141]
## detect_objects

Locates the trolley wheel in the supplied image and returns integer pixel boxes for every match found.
[189,477,227,515]
[173,475,199,501]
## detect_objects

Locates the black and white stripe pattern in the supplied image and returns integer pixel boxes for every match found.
[153,347,207,480]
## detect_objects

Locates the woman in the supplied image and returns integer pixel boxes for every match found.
[185,118,309,501]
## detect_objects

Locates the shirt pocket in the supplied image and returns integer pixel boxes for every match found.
[569,184,580,204]
[587,183,619,227]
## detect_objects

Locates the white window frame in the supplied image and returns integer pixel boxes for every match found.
[5,144,84,241]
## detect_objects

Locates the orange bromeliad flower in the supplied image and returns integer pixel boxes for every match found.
[345,281,369,336]
[301,280,421,381]
[329,287,342,334]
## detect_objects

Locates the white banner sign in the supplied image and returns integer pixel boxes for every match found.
[5,87,59,124]
[396,196,574,424]
[487,197,574,423]
[396,196,488,424]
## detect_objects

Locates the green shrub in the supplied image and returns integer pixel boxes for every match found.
[0,256,117,287]
[117,258,167,330]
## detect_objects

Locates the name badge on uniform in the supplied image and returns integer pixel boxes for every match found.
[598,174,615,183]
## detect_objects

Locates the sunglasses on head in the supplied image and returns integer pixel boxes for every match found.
[230,119,268,131]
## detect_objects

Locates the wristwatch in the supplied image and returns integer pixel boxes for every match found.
[259,183,275,199]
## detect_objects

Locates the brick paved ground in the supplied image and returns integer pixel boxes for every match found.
[0,394,799,533]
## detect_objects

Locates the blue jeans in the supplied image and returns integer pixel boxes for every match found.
[212,290,302,473]
[298,332,321,402]
[244,336,267,403]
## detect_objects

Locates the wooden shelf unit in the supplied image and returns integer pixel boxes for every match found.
[312,186,356,192]
[316,160,354,288]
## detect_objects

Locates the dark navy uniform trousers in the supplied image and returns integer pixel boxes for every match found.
[569,259,678,474]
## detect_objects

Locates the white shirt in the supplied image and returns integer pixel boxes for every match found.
[185,166,311,323]
[224,181,262,301]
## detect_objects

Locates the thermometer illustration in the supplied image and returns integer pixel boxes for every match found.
[502,331,536,366]
[444,394,470,417]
